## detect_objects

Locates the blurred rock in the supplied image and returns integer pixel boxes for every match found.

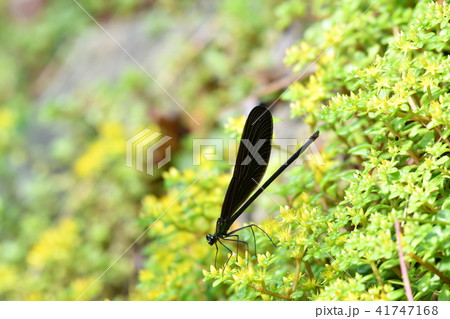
[9,0,44,21]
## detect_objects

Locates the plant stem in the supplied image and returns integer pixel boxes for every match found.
[423,202,438,214]
[385,122,420,164]
[304,261,314,280]
[249,282,293,301]
[292,256,302,293]
[369,261,383,286]
[434,126,450,146]
[406,95,450,146]
[398,217,450,227]
[427,86,433,102]
[406,253,450,285]
[390,266,402,278]
[394,219,414,301]
[407,95,419,111]
[330,122,364,165]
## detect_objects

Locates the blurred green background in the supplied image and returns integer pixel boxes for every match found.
[0,0,304,300]
[1,0,449,301]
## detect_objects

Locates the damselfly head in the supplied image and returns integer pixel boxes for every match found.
[206,234,216,246]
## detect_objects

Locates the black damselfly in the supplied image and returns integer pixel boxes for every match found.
[206,104,319,266]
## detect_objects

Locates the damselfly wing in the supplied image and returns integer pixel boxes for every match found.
[206,104,319,265]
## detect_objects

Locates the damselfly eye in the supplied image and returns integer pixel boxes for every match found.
[206,234,215,245]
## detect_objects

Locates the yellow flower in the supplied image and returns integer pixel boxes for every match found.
[299,41,311,52]
[145,289,162,300]
[139,270,155,282]
[0,108,14,129]
[27,219,79,268]
[26,292,43,301]
[99,122,126,154]
[323,25,345,47]
[420,75,436,90]
[365,64,381,78]
[74,141,106,177]
[419,56,440,75]
[321,264,339,281]
[224,115,246,137]
[74,122,126,177]
[429,100,442,118]
[393,81,408,99]
[99,122,124,139]
[306,75,326,102]
[71,277,100,300]
[304,277,320,290]
[0,265,19,293]
[232,267,250,282]
[404,72,416,86]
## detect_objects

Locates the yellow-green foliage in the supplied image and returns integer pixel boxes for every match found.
[204,0,450,300]
[132,167,229,300]
[204,0,449,300]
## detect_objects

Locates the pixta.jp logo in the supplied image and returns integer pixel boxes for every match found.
[126,129,172,175]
